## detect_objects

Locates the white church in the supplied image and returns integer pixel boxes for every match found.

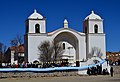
[24,10,108,69]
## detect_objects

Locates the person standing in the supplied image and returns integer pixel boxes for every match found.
[110,67,114,77]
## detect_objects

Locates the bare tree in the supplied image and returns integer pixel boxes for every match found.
[88,47,103,59]
[0,43,7,63]
[10,35,23,46]
[38,41,64,62]
[38,41,53,62]
[52,41,64,61]
[10,34,23,63]
[0,43,3,52]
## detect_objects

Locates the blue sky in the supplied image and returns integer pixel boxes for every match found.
[0,0,120,52]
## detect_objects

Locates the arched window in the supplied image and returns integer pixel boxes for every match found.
[35,24,40,33]
[63,43,65,50]
[94,24,98,33]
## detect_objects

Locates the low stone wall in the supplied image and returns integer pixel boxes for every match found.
[0,71,79,78]
[112,66,120,74]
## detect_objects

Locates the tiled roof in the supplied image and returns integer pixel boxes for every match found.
[9,44,24,53]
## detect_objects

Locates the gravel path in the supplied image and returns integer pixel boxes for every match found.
[0,74,120,82]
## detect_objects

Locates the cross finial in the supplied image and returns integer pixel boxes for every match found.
[64,19,68,23]
[64,19,68,28]
[34,9,37,13]
[92,11,94,14]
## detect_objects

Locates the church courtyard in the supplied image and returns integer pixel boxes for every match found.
[0,74,120,82]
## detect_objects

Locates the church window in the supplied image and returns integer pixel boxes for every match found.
[35,24,40,33]
[63,43,65,49]
[94,24,98,33]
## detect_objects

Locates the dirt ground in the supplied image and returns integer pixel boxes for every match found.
[0,74,120,82]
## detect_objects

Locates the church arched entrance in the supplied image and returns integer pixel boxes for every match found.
[54,32,79,65]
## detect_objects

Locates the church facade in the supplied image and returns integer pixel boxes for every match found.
[24,10,106,66]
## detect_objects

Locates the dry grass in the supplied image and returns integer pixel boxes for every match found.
[113,66,120,74]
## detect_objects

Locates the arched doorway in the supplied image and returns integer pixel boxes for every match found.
[54,32,79,64]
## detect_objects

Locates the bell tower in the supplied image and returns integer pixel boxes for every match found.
[25,9,46,34]
[83,11,106,59]
[24,9,46,62]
